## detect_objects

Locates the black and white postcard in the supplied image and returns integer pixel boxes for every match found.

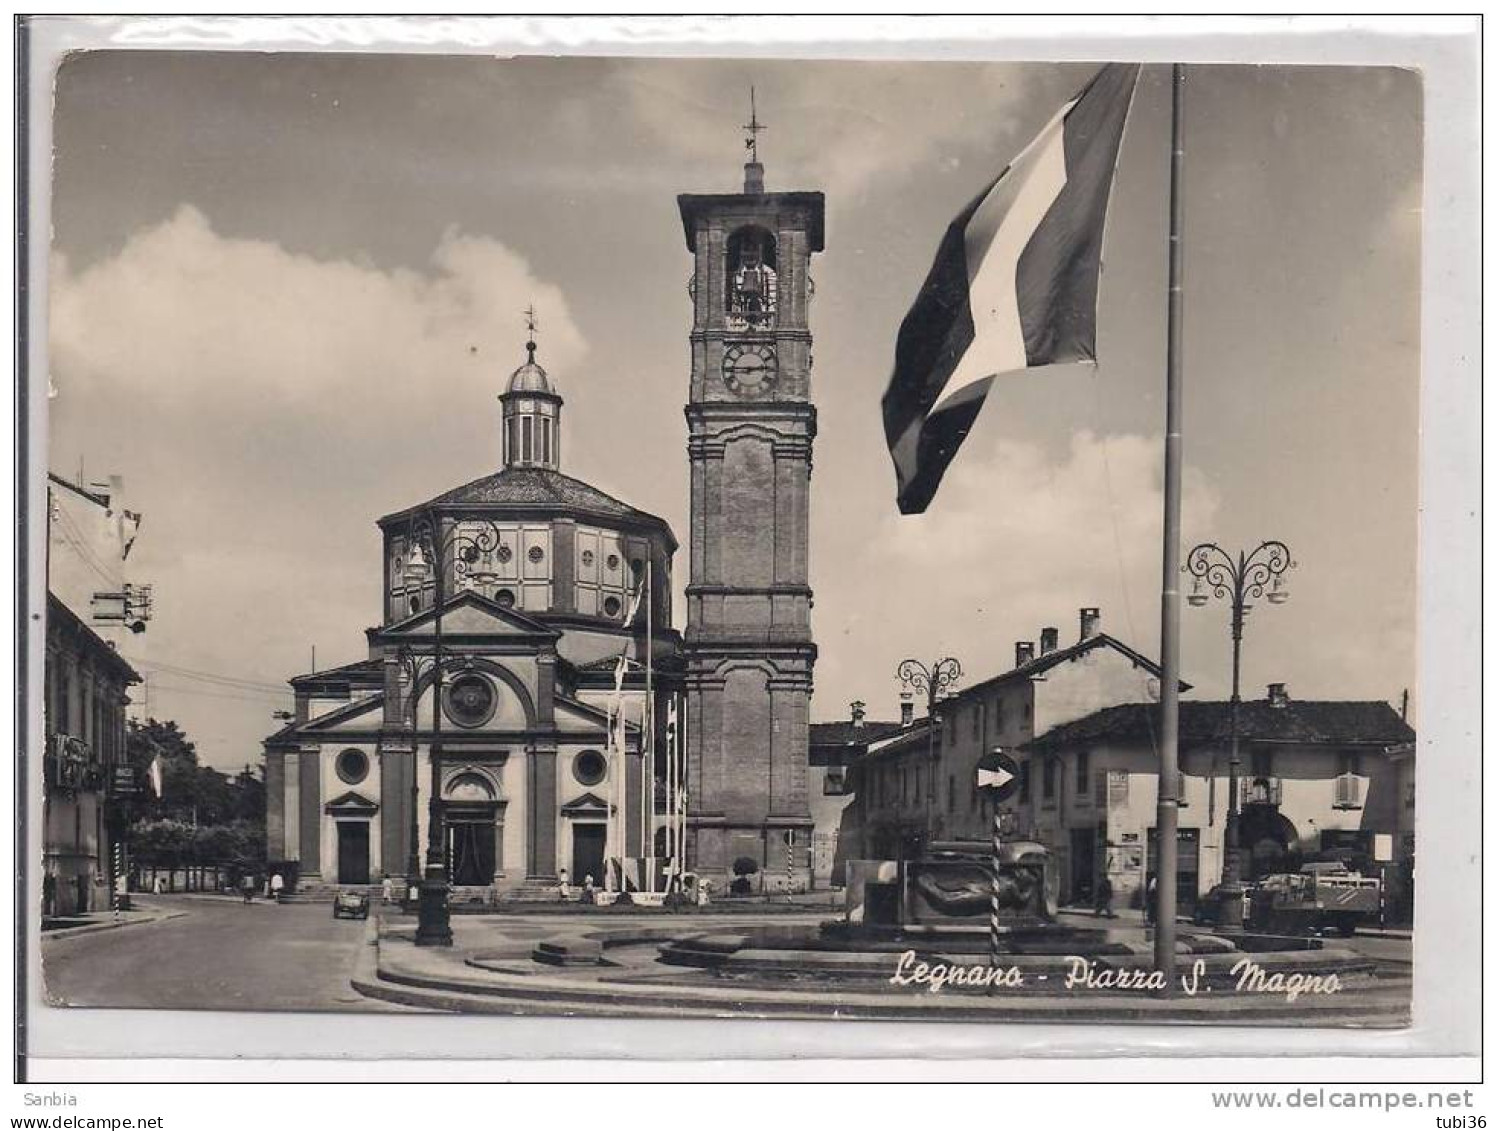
[19,19,1480,1079]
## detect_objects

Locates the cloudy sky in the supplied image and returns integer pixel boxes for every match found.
[46,52,1421,770]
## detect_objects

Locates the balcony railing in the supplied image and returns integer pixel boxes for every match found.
[1332,773,1365,811]
[1242,776,1283,807]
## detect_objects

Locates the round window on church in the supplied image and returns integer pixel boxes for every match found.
[573,750,607,787]
[581,550,595,567]
[444,673,497,728]
[494,588,516,608]
[603,596,622,618]
[336,749,369,785]
[496,545,513,564]
[527,545,545,564]
[606,553,620,570]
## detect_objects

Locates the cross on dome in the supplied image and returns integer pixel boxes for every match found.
[500,303,562,470]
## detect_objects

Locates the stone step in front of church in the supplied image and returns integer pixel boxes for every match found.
[280,883,384,904]
[497,880,566,904]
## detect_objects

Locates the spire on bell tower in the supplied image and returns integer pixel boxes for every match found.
[499,304,562,472]
[742,86,766,194]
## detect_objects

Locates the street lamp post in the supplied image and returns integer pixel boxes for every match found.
[1185,540,1293,930]
[896,656,962,854]
[393,646,428,912]
[400,512,507,948]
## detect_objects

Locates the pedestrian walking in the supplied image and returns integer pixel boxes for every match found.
[381,875,394,904]
[241,873,255,904]
[581,874,595,905]
[152,874,164,896]
[1094,874,1116,918]
[558,867,571,901]
[270,872,285,903]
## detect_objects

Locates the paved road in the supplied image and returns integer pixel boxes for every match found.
[41,894,401,1011]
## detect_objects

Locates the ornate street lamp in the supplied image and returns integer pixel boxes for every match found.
[1184,540,1294,930]
[897,656,962,853]
[400,512,507,947]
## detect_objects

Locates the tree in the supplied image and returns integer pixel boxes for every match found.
[122,719,266,883]
[125,718,265,827]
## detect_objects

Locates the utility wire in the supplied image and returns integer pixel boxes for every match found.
[135,659,288,694]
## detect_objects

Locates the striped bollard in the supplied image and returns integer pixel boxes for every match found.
[990,809,1003,969]
[975,747,1019,978]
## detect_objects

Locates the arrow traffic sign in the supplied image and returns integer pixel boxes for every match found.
[975,748,1021,803]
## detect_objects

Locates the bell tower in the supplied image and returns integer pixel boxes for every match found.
[678,100,824,889]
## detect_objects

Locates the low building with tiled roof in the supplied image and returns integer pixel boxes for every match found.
[1019,681,1416,918]
[837,608,1184,870]
[265,331,680,898]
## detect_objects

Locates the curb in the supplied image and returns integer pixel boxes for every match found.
[352,933,1411,1025]
[40,909,187,942]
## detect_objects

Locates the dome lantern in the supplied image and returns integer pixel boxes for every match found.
[500,307,563,471]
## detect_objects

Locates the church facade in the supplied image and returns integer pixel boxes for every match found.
[266,149,825,894]
[265,337,679,895]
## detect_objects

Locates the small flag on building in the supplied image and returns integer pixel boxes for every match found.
[881,63,1140,514]
[625,570,647,627]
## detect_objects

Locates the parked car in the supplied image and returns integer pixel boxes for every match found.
[1191,883,1254,927]
[333,890,370,920]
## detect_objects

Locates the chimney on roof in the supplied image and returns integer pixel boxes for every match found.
[1080,607,1101,641]
[899,692,915,728]
[850,700,867,729]
[1267,682,1289,708]
[1040,626,1059,655]
[1015,641,1036,667]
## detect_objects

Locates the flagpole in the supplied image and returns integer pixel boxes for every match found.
[644,559,654,894]
[1154,61,1186,986]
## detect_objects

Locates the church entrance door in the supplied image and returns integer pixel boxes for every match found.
[448,819,496,887]
[572,824,606,887]
[336,822,370,885]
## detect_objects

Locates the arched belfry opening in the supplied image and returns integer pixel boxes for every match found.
[725,225,778,329]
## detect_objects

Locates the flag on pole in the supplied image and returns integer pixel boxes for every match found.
[625,571,647,627]
[881,63,1140,514]
[148,754,163,799]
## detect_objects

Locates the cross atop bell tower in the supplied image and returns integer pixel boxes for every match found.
[742,86,766,194]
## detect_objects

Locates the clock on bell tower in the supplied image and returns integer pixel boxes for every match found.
[678,105,824,890]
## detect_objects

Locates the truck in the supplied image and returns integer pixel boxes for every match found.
[1246,861,1381,937]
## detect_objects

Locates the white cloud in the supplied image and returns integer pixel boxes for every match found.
[51,205,585,415]
[813,430,1221,715]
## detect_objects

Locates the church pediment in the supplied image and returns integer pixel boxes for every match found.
[324,790,379,816]
[299,694,385,734]
[371,590,560,643]
[554,694,640,740]
[560,791,613,816]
